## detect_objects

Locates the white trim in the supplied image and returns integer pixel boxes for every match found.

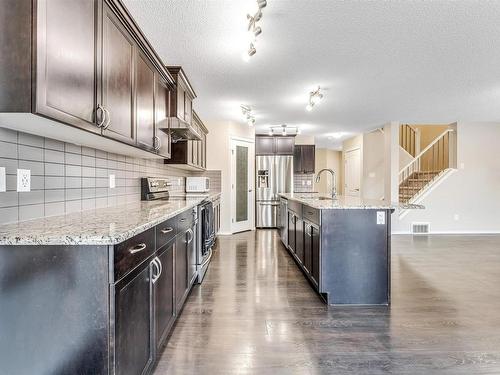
[392,231,500,235]
[230,135,255,143]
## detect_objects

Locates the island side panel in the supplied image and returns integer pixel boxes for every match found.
[320,209,390,305]
[0,245,109,374]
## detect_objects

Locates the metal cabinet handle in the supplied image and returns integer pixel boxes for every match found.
[154,135,161,151]
[102,107,111,130]
[161,227,173,234]
[186,228,194,244]
[129,243,147,254]
[151,258,161,284]
[179,218,186,222]
[155,257,162,279]
[96,104,105,127]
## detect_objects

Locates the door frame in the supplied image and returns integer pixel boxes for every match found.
[230,136,255,234]
[344,147,361,197]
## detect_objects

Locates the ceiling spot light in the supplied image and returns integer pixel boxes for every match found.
[243,0,267,61]
[305,86,324,112]
[266,124,300,136]
[248,43,256,57]
[241,104,256,126]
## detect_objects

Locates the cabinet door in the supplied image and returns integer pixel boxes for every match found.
[287,211,295,253]
[187,223,197,285]
[186,140,194,165]
[293,146,302,173]
[155,75,171,158]
[154,242,175,351]
[275,137,295,155]
[36,0,99,133]
[175,231,188,310]
[136,51,155,151]
[114,263,153,375]
[255,137,275,155]
[296,218,304,263]
[311,226,320,287]
[303,222,312,273]
[302,145,316,174]
[176,85,185,121]
[184,95,192,125]
[102,4,135,144]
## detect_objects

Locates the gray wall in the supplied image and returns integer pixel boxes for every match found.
[0,128,220,224]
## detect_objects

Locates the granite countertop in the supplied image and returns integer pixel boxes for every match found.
[279,193,424,210]
[0,192,221,246]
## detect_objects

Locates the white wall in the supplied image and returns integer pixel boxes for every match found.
[393,122,500,233]
[205,120,255,234]
[314,148,342,195]
[362,130,385,200]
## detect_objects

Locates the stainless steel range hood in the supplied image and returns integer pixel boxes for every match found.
[164,117,202,142]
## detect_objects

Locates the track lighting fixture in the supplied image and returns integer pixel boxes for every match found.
[241,105,256,126]
[242,0,267,61]
[267,124,301,136]
[306,86,324,111]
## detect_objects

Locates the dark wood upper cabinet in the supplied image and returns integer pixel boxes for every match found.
[275,136,295,155]
[101,2,136,145]
[165,110,208,171]
[0,0,178,158]
[35,0,100,133]
[294,145,315,174]
[155,75,171,158]
[136,51,155,151]
[255,136,275,155]
[256,136,295,155]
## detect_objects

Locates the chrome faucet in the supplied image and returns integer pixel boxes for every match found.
[315,168,337,198]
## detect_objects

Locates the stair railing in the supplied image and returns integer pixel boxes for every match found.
[400,124,418,156]
[399,129,455,186]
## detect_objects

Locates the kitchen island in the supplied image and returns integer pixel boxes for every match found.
[0,193,220,375]
[279,193,422,305]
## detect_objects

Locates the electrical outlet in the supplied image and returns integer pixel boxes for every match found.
[376,211,386,225]
[109,174,116,189]
[301,180,305,186]
[460,163,465,169]
[369,172,376,178]
[178,178,182,186]
[454,214,460,221]
[0,167,6,192]
[306,180,312,186]
[17,169,31,192]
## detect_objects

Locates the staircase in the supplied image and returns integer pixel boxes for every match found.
[398,128,457,207]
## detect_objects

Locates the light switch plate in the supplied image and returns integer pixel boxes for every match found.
[17,169,31,192]
[0,167,6,192]
[376,211,385,225]
[109,174,116,189]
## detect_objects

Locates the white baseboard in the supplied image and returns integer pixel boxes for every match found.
[392,230,500,235]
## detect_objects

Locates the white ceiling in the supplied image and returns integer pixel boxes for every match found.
[123,0,500,149]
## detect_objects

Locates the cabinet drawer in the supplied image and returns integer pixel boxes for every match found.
[114,227,155,281]
[302,205,320,226]
[156,217,177,249]
[288,200,302,217]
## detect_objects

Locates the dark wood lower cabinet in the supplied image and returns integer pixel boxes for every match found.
[114,260,154,375]
[303,222,312,273]
[175,230,189,311]
[154,241,175,352]
[287,212,296,253]
[311,224,320,287]
[295,218,304,264]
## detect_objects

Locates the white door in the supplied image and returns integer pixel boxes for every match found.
[231,138,255,233]
[345,148,361,197]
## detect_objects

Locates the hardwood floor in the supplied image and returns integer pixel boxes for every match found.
[153,231,500,374]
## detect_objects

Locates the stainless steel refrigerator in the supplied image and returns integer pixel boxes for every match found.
[256,155,293,228]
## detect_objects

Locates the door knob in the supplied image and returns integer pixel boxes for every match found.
[248,189,253,192]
